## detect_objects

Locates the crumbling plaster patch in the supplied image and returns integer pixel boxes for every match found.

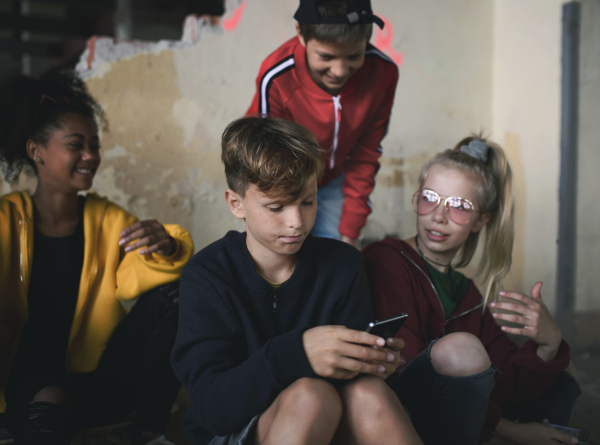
[84,49,198,231]
[65,0,495,253]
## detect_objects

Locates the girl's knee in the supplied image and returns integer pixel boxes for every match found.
[32,386,72,408]
[431,332,491,377]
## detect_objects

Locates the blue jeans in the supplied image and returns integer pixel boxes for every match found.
[390,342,497,445]
[313,173,345,240]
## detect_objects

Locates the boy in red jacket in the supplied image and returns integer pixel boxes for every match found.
[247,0,398,248]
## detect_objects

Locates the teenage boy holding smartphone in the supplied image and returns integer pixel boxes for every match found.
[171,117,421,445]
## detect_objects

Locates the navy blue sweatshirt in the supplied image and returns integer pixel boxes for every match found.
[171,231,373,444]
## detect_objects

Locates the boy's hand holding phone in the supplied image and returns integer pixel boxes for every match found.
[362,313,408,379]
[302,326,397,380]
[368,337,404,379]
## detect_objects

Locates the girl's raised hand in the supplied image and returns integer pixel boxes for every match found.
[119,219,175,256]
[491,282,562,362]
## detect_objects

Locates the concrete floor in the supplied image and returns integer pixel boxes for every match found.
[1,348,598,444]
[73,348,600,445]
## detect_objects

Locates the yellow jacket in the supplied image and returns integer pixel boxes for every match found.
[0,191,194,412]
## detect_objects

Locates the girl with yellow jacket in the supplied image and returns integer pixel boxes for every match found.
[0,71,194,445]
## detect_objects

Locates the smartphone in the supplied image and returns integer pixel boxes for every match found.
[547,424,590,444]
[365,313,408,339]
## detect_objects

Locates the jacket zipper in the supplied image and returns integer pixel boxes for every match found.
[272,293,281,334]
[330,95,342,169]
[400,251,483,336]
[18,193,31,310]
[65,199,107,371]
[19,215,25,298]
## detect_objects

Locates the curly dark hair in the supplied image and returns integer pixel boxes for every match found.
[0,70,106,182]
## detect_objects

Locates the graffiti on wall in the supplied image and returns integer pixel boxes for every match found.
[374,16,403,67]
[223,1,247,32]
[223,2,403,68]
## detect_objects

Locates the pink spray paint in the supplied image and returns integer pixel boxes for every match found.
[374,15,403,67]
[223,1,247,32]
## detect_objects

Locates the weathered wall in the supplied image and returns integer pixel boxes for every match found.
[491,0,563,312]
[3,1,598,319]
[363,0,493,241]
[576,0,600,313]
[0,0,494,249]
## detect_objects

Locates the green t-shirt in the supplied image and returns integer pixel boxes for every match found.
[424,261,470,319]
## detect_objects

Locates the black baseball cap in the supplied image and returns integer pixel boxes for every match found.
[294,0,385,29]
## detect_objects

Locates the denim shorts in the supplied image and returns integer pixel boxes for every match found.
[207,415,259,445]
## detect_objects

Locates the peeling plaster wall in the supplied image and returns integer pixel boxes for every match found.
[362,1,494,241]
[15,0,491,253]
[8,1,596,315]
[492,0,563,312]
[576,0,600,312]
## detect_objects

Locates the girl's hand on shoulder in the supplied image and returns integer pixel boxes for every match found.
[490,282,562,362]
[119,219,175,256]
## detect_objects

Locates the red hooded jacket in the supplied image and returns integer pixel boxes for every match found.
[363,238,570,442]
[247,37,398,239]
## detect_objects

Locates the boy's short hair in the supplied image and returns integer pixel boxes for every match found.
[297,0,374,45]
[221,116,325,202]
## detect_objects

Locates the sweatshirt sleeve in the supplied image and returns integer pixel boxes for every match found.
[331,257,374,330]
[171,260,315,437]
[246,62,288,119]
[112,205,195,301]
[481,306,570,403]
[363,243,428,363]
[339,69,399,239]
[478,306,570,441]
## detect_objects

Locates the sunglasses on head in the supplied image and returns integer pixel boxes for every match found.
[412,189,477,225]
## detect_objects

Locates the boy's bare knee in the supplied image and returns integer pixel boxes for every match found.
[32,386,72,408]
[280,378,342,417]
[341,375,398,414]
[431,332,491,377]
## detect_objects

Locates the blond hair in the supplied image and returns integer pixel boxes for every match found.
[221,116,325,202]
[419,134,514,305]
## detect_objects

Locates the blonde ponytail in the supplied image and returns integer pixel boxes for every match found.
[418,134,515,305]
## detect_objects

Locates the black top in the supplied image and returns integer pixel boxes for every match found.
[9,196,85,385]
[171,231,373,444]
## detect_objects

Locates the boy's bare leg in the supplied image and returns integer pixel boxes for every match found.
[252,377,343,445]
[333,375,423,445]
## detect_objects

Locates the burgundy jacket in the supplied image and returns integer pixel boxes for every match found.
[362,238,570,442]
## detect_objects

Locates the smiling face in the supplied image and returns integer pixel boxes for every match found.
[29,112,100,193]
[226,181,318,262]
[416,166,490,266]
[297,28,367,96]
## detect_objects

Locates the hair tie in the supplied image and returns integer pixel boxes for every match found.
[460,140,489,163]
